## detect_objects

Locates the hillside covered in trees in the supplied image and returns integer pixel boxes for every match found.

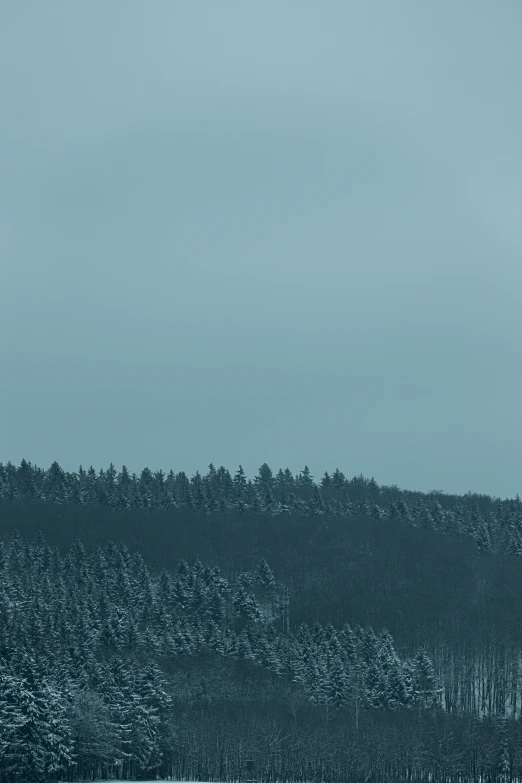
[2,459,522,782]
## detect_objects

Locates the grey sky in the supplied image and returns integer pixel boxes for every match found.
[2,1,522,498]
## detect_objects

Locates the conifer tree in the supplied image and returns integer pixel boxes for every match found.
[43,461,67,505]
[311,486,325,515]
[233,465,247,499]
[395,498,412,523]
[255,559,276,590]
[261,484,276,514]
[278,487,290,514]
[428,498,447,532]
[17,459,36,502]
[297,465,314,487]
[283,467,296,488]
[320,471,332,490]
[331,468,346,490]
[0,654,74,782]
[476,520,492,552]
[275,468,286,494]
[328,655,350,709]
[369,502,384,520]
[412,649,438,709]
[255,462,274,489]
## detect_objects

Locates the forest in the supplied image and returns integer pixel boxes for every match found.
[1,458,522,782]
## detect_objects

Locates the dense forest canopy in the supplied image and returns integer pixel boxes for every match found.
[2,459,520,557]
[1,459,522,782]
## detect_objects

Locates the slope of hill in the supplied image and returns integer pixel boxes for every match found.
[1,459,522,782]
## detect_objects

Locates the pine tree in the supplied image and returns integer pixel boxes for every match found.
[369,502,384,520]
[0,655,74,782]
[288,645,307,686]
[17,459,37,502]
[321,472,332,490]
[395,499,412,523]
[138,468,154,511]
[311,486,326,515]
[400,660,415,708]
[233,465,247,499]
[412,649,438,709]
[453,502,469,534]
[0,462,16,502]
[297,465,314,487]
[365,660,387,709]
[278,487,290,514]
[101,658,134,771]
[233,630,255,663]
[190,480,205,511]
[360,627,379,666]
[249,487,263,514]
[275,468,287,494]
[261,484,276,514]
[128,664,165,777]
[428,499,447,532]
[203,486,220,514]
[419,504,435,530]
[331,468,346,491]
[283,467,296,489]
[104,463,118,508]
[43,461,67,505]
[255,462,274,490]
[308,656,329,709]
[68,687,122,778]
[255,559,276,590]
[470,502,484,536]
[233,585,262,628]
[388,501,400,520]
[288,492,305,514]
[206,463,217,487]
[328,655,350,709]
[507,527,522,557]
[476,520,492,552]
[386,659,410,709]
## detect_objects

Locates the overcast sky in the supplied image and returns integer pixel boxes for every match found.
[2,1,522,498]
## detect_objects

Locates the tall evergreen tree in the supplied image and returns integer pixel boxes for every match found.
[233,465,247,499]
[255,462,274,490]
[412,649,438,709]
[0,654,74,782]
